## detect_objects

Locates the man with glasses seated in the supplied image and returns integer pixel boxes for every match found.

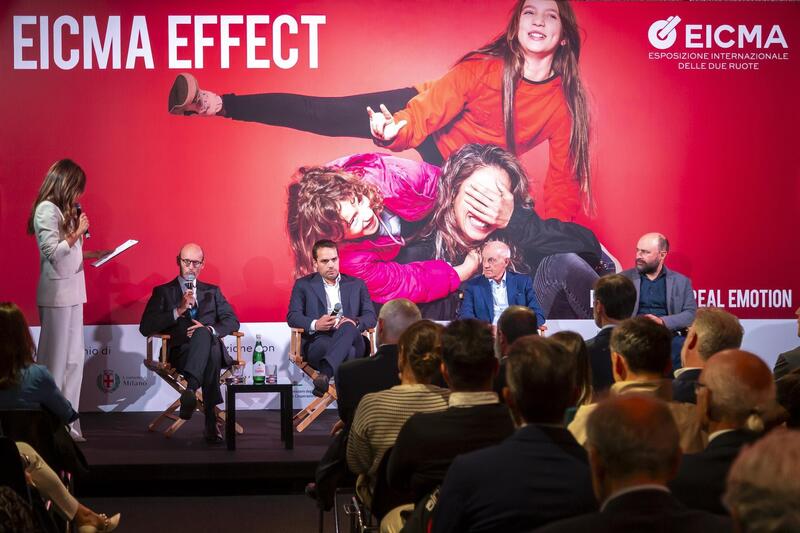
[139,243,239,443]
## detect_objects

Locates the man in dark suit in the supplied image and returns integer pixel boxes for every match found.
[139,243,240,443]
[287,240,377,397]
[588,274,637,395]
[538,395,732,533]
[460,241,546,328]
[387,319,515,505]
[432,336,596,533]
[773,306,800,380]
[673,308,743,404]
[621,233,697,370]
[492,306,539,399]
[670,350,773,514]
[336,298,420,428]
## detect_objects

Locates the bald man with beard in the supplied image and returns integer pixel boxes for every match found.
[621,232,697,371]
[669,350,776,515]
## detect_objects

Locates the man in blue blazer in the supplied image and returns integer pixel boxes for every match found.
[460,241,545,328]
[287,240,377,397]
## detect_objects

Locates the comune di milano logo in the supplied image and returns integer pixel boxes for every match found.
[97,369,121,393]
[648,15,787,50]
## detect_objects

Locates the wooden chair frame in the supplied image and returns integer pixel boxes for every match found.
[144,331,245,437]
[289,328,375,432]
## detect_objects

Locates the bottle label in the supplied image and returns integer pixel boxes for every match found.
[253,362,266,377]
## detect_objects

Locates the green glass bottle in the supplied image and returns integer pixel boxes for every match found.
[253,334,266,384]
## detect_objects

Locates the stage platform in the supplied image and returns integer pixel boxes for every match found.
[75,410,338,498]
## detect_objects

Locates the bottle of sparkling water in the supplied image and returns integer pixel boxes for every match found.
[253,334,266,384]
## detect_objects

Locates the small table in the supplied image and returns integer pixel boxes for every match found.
[225,381,297,450]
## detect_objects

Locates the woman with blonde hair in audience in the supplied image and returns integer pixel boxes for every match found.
[0,302,120,532]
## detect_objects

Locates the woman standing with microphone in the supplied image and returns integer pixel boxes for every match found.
[27,159,106,442]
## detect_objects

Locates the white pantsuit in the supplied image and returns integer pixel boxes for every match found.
[33,201,87,437]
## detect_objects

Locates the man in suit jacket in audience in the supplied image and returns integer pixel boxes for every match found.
[568,317,704,453]
[493,306,540,398]
[336,298,421,428]
[673,308,743,404]
[433,335,596,533]
[387,319,515,504]
[538,395,732,533]
[773,306,800,379]
[588,274,637,395]
[461,241,546,328]
[670,350,773,514]
[139,243,240,443]
[287,239,377,397]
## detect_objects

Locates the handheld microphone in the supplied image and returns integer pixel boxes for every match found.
[75,203,90,238]
[329,303,342,317]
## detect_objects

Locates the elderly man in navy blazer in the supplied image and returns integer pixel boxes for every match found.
[460,241,546,328]
[287,240,377,397]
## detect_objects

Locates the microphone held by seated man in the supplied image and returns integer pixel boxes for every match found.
[286,239,377,397]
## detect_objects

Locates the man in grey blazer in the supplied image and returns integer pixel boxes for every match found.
[621,233,697,371]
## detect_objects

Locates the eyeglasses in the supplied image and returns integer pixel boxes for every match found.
[179,258,204,268]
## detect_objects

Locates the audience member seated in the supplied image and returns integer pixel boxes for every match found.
[492,305,539,398]
[568,317,704,453]
[537,395,732,533]
[669,349,774,515]
[347,320,450,506]
[0,302,77,425]
[16,441,120,532]
[337,298,421,428]
[0,303,119,531]
[773,305,800,379]
[384,319,515,528]
[432,335,595,533]
[724,428,800,532]
[673,308,743,404]
[587,274,637,394]
[0,485,37,533]
[460,241,546,328]
[306,298,421,511]
[776,368,800,428]
[550,331,593,408]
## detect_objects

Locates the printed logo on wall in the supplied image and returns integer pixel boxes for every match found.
[648,16,681,49]
[97,369,121,393]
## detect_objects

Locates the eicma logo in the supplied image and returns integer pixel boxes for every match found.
[648,15,787,50]
[97,369,120,393]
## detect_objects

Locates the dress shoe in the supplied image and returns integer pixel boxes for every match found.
[203,424,224,444]
[168,73,222,115]
[77,512,121,533]
[179,389,197,420]
[312,373,330,398]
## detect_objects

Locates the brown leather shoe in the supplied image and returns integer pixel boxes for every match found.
[168,73,222,115]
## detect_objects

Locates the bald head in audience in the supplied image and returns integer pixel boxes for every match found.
[698,349,775,435]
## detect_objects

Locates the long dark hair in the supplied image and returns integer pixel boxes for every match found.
[459,0,592,214]
[0,303,36,390]
[27,159,86,235]
[422,144,532,263]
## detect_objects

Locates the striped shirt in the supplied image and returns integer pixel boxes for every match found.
[347,384,450,478]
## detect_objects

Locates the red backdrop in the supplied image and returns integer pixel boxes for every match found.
[2,1,798,324]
